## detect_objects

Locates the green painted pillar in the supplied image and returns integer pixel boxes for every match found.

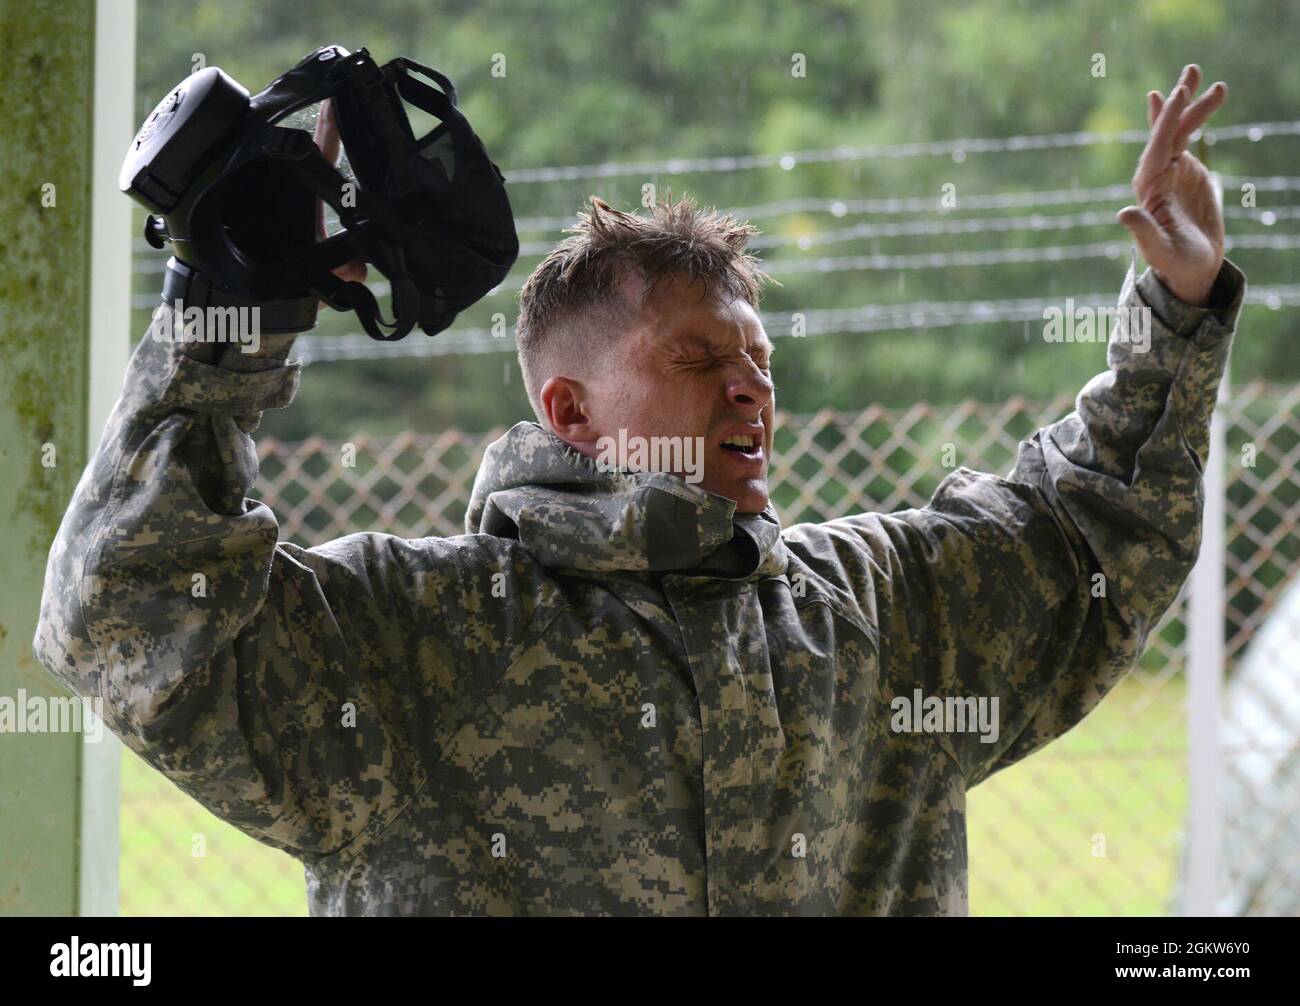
[0,0,135,915]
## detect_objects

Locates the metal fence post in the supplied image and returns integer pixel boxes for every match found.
[1184,168,1228,917]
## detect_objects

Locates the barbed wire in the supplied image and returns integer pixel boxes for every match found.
[511,175,1300,231]
[128,174,1300,264]
[129,173,1300,271]
[129,236,1298,310]
[750,233,1300,277]
[145,204,1288,301]
[289,282,1300,364]
[526,205,1294,257]
[130,235,1298,311]
[500,120,1300,183]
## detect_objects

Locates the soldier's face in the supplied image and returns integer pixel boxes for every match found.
[596,273,776,513]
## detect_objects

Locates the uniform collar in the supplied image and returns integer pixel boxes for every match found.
[465,422,785,578]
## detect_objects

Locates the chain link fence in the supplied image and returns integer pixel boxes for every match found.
[118,382,1300,915]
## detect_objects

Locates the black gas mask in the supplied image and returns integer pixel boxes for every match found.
[121,44,519,338]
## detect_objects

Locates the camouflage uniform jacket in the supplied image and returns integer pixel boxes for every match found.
[34,257,1245,915]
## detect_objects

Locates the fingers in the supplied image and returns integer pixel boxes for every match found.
[334,261,369,284]
[318,260,370,311]
[313,99,341,165]
[1135,64,1226,196]
[1147,90,1164,129]
[1147,66,1197,141]
[1145,66,1227,152]
[1125,65,1227,282]
[1116,205,1174,267]
[311,98,369,291]
[313,101,339,242]
[1173,81,1227,150]
[1150,81,1190,158]
[1133,83,1189,196]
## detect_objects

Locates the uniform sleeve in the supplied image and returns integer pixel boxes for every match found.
[30,313,457,859]
[784,256,1246,788]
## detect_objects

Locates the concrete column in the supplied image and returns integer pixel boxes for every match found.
[0,0,135,916]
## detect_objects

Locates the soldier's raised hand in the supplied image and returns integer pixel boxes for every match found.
[1116,64,1227,306]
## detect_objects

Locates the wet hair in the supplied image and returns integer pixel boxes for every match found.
[515,192,773,424]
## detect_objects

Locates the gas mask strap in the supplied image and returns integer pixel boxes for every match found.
[312,272,418,342]
[162,258,319,335]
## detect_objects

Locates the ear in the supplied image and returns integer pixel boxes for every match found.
[540,376,602,447]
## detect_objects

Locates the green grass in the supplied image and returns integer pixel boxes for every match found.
[119,674,1187,916]
[969,674,1189,915]
[119,762,307,916]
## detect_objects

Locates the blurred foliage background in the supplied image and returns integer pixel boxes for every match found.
[130,0,1300,440]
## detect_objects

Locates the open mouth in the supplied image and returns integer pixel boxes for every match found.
[719,433,762,458]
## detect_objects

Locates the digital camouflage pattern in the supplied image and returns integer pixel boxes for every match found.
[34,258,1245,915]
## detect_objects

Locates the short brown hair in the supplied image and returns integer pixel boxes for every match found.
[515,192,773,424]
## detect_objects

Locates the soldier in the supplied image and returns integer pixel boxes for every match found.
[35,65,1245,915]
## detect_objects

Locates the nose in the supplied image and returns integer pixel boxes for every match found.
[726,359,774,412]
